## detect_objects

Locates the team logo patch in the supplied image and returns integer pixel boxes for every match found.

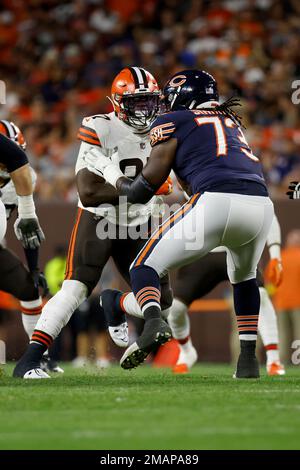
[169,75,187,88]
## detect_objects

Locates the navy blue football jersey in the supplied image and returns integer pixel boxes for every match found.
[150,109,267,195]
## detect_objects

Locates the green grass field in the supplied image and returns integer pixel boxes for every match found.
[0,363,300,450]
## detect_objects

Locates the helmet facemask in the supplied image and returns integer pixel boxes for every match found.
[121,92,161,131]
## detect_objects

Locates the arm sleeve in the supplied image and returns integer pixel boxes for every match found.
[267,214,281,259]
[117,173,157,204]
[0,133,28,172]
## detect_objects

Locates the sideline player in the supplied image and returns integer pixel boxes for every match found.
[83,69,274,378]
[13,67,173,379]
[0,122,61,373]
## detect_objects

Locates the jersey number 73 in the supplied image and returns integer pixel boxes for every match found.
[194,115,259,162]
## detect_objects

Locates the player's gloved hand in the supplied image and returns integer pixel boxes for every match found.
[83,147,123,187]
[14,217,45,249]
[31,270,49,297]
[264,258,283,287]
[156,176,173,196]
[286,181,300,199]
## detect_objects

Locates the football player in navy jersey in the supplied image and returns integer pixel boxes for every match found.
[82,69,274,378]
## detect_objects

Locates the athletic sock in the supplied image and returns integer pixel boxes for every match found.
[20,298,43,339]
[168,298,190,340]
[258,286,279,346]
[130,265,161,317]
[20,342,47,364]
[178,337,193,355]
[233,278,260,352]
[265,343,280,364]
[31,329,53,349]
[118,291,170,320]
[121,292,144,319]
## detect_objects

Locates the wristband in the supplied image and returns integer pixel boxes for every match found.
[17,194,36,218]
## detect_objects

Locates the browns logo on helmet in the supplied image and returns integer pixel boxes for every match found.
[0,120,27,180]
[111,67,161,131]
[0,120,26,150]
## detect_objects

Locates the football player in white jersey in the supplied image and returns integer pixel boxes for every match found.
[14,67,173,379]
[0,121,62,373]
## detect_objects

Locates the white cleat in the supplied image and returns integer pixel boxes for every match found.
[109,322,129,348]
[23,368,50,379]
[173,342,198,374]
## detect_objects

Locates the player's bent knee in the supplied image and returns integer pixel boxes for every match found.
[61,279,88,301]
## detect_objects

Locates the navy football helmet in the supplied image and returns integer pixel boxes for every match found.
[162,69,219,112]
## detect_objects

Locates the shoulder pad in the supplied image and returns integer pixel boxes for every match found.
[150,113,176,147]
[77,114,111,147]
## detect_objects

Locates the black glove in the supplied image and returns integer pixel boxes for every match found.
[31,270,49,297]
[286,181,300,200]
[14,217,45,249]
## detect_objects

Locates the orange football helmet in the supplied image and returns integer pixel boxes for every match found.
[111,67,161,131]
[0,120,26,150]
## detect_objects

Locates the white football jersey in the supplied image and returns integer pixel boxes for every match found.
[0,167,37,219]
[76,112,163,226]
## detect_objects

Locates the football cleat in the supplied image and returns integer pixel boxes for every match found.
[234,353,260,379]
[120,318,172,370]
[267,361,286,376]
[40,354,64,374]
[21,368,50,379]
[108,323,129,348]
[172,342,198,374]
[101,289,129,348]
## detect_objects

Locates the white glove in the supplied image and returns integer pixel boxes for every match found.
[14,194,45,249]
[83,147,123,188]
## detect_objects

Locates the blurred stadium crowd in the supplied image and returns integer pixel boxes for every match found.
[1,0,300,200]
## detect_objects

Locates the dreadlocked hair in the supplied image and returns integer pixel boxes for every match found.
[202,96,244,128]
